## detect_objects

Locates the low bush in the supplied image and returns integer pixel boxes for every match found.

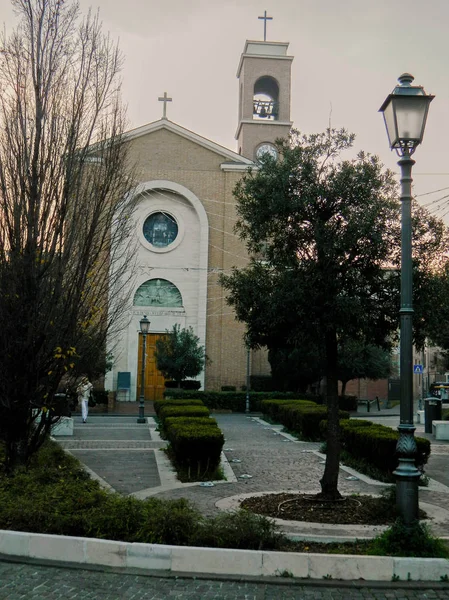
[153,398,204,416]
[166,422,224,477]
[221,385,236,392]
[370,518,449,558]
[192,510,283,550]
[164,380,201,390]
[164,416,218,430]
[337,419,431,476]
[158,404,210,423]
[0,440,283,549]
[289,407,350,440]
[163,389,322,412]
[261,399,317,422]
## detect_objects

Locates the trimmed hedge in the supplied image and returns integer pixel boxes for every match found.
[261,399,317,422]
[166,421,224,475]
[163,389,323,412]
[164,416,218,430]
[285,406,349,440]
[261,400,349,440]
[164,380,201,390]
[158,404,210,422]
[337,419,431,475]
[154,398,204,416]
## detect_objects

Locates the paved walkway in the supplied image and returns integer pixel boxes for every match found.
[1,560,449,599]
[55,410,449,537]
[2,408,449,598]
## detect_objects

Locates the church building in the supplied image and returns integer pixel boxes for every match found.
[105,34,294,402]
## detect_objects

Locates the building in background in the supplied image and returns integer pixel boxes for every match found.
[106,38,294,401]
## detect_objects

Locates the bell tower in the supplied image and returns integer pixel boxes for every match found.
[236,40,294,160]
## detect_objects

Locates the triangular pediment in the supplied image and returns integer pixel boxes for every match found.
[124,119,254,167]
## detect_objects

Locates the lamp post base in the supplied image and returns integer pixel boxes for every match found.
[394,426,420,525]
[137,397,146,424]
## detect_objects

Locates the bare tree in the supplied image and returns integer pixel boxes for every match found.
[0,0,137,472]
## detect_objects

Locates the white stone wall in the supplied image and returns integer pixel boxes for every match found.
[106,180,208,400]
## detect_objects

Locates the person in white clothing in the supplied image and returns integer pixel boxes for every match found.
[77,376,93,423]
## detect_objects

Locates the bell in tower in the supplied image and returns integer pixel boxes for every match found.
[236,38,293,160]
[253,76,279,120]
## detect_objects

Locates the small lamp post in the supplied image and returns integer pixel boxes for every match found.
[379,73,434,524]
[137,315,150,424]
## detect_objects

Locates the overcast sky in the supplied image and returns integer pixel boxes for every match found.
[2,0,449,217]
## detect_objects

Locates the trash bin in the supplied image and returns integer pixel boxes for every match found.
[424,397,442,433]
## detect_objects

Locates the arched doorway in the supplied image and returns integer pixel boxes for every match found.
[133,279,183,401]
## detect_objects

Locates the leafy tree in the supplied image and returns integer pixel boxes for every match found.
[0,0,137,472]
[155,325,207,387]
[269,343,324,393]
[221,128,449,500]
[338,341,391,396]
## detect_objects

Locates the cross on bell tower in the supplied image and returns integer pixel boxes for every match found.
[258,11,272,41]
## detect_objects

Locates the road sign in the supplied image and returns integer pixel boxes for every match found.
[413,364,423,374]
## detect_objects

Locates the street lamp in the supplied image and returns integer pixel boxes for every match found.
[379,73,434,524]
[137,315,150,424]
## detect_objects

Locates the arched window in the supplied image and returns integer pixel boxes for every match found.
[253,76,279,120]
[133,279,183,307]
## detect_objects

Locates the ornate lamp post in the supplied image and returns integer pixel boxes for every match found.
[379,74,434,524]
[137,315,150,424]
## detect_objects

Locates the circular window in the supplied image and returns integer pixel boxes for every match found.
[143,212,178,248]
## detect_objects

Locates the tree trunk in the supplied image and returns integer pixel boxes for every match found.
[341,380,347,397]
[319,328,342,500]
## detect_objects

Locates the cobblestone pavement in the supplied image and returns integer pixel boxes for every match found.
[59,414,449,535]
[1,561,449,600]
[151,414,449,537]
[59,417,161,494]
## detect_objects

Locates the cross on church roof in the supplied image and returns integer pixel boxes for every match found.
[158,92,172,119]
[258,10,273,42]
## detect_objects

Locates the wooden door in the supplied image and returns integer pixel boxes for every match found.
[137,333,167,401]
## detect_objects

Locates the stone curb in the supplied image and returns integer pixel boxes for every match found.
[1,529,449,582]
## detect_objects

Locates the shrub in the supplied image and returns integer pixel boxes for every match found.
[164,416,218,431]
[261,399,317,422]
[166,422,224,476]
[85,495,202,545]
[158,404,210,423]
[370,518,449,558]
[163,380,202,390]
[221,385,236,392]
[153,398,204,416]
[337,419,431,475]
[162,389,322,412]
[286,407,349,440]
[0,439,285,550]
[193,510,283,550]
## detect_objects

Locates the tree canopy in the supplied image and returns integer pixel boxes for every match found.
[155,325,207,386]
[0,0,137,471]
[221,128,449,499]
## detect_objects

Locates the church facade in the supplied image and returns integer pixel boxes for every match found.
[105,39,294,401]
